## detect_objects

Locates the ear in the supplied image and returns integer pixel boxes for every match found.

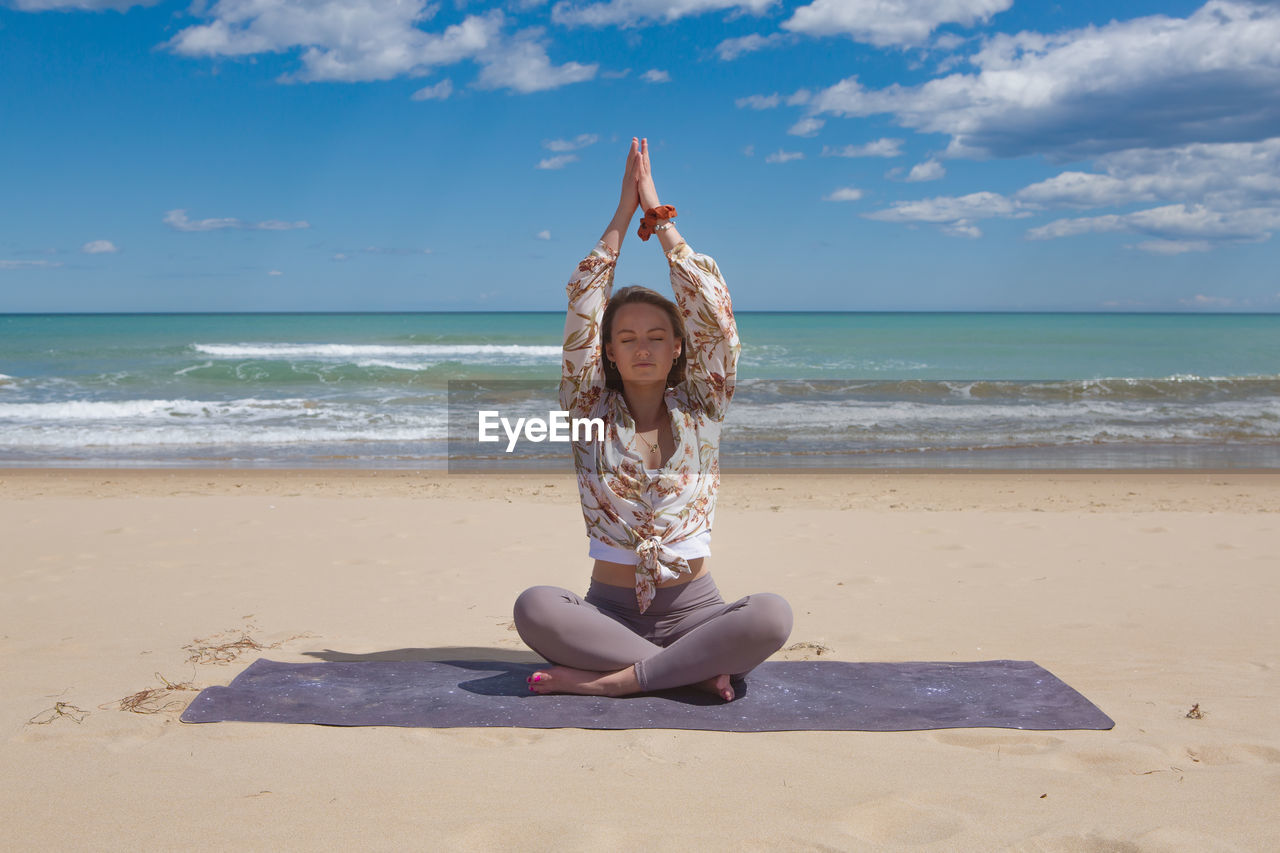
[604,341,614,362]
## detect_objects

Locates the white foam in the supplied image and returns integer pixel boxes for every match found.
[192,342,561,362]
[5,423,448,447]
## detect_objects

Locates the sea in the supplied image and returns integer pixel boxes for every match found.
[1,311,1278,469]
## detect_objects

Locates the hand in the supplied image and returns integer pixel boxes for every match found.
[636,137,661,212]
[618,137,641,214]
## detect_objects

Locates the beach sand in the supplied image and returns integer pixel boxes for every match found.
[2,468,1278,851]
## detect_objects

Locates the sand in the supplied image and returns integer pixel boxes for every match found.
[2,468,1278,851]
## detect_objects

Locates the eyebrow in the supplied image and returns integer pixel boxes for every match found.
[615,325,670,333]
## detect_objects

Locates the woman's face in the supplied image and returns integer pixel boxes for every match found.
[606,302,681,386]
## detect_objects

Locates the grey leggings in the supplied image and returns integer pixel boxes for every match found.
[512,574,793,693]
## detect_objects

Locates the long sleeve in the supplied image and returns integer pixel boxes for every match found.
[665,242,741,422]
[559,240,618,417]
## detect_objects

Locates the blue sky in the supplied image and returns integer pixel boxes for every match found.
[2,0,1279,311]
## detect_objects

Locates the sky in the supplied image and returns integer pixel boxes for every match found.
[2,0,1279,312]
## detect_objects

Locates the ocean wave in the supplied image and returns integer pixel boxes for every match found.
[735,375,1280,403]
[0,397,447,441]
[3,424,447,448]
[192,342,561,362]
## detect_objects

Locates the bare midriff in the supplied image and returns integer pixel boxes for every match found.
[590,556,707,589]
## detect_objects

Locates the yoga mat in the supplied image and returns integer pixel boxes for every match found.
[181,658,1114,732]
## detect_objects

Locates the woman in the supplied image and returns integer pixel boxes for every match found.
[512,137,793,702]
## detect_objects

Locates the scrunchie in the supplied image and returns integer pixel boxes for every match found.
[637,205,678,242]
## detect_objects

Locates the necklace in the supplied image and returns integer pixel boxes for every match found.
[634,428,661,462]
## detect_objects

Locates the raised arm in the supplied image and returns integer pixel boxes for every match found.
[635,138,685,254]
[668,244,740,421]
[559,140,643,415]
[635,138,740,420]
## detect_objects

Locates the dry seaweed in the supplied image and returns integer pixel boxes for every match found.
[1185,703,1205,719]
[785,641,833,658]
[28,701,89,725]
[103,672,200,715]
[183,628,315,665]
[184,633,268,665]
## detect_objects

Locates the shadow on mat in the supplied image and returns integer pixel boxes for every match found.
[298,647,742,704]
[301,646,543,664]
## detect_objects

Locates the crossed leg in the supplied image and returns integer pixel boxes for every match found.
[512,585,792,702]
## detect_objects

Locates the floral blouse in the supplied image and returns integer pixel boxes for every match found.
[560,238,741,614]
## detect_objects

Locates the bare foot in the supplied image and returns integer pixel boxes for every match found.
[526,665,638,697]
[693,674,735,702]
[526,667,735,701]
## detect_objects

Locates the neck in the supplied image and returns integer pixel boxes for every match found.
[622,382,667,429]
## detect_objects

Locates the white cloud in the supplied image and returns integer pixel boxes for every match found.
[823,187,863,202]
[783,0,1011,47]
[905,159,945,181]
[164,209,310,231]
[536,230,552,240]
[736,93,780,110]
[867,191,1024,223]
[411,79,453,100]
[821,138,903,158]
[743,144,754,157]
[859,137,1280,249]
[536,153,578,169]
[765,149,804,163]
[640,69,670,83]
[0,259,64,269]
[1009,138,1280,250]
[473,28,597,93]
[168,4,595,94]
[552,0,775,28]
[715,32,791,60]
[170,2,504,84]
[1017,139,1280,210]
[942,221,982,238]
[81,240,119,254]
[268,269,284,275]
[865,191,1026,237]
[544,133,598,152]
[932,32,965,52]
[788,116,824,137]
[333,253,348,261]
[806,1,1280,159]
[1135,240,1213,255]
[1027,203,1280,246]
[10,0,160,10]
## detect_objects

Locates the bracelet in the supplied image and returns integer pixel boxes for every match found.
[637,205,678,241]
[654,221,675,233]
